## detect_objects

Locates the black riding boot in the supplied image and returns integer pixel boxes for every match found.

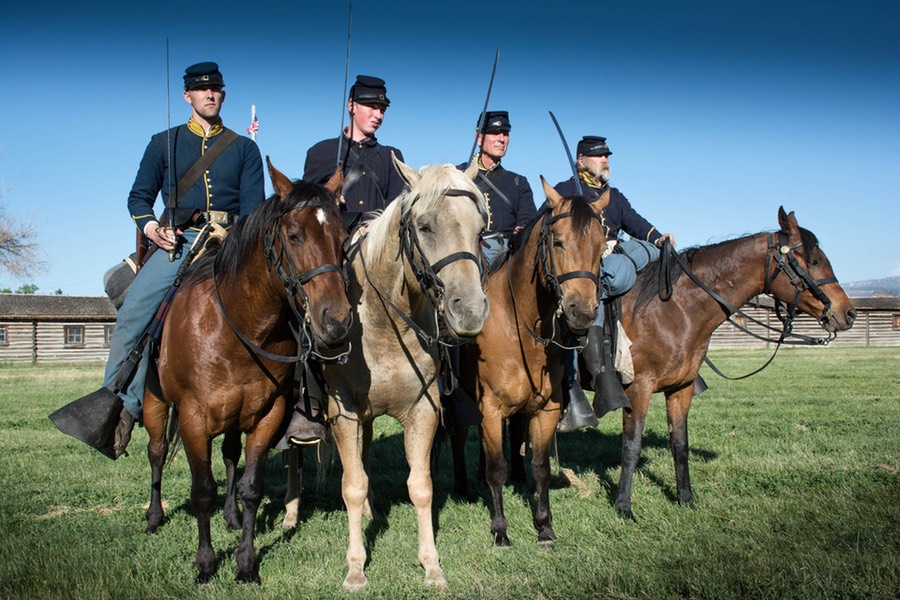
[557,350,598,432]
[284,362,327,447]
[113,406,136,459]
[582,325,631,418]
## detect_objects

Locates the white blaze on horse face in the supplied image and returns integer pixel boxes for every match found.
[316,207,327,225]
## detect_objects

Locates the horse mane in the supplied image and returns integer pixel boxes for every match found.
[629,224,821,317]
[508,194,597,260]
[184,181,341,288]
[363,163,486,265]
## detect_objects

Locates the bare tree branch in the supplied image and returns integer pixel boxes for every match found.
[0,196,47,278]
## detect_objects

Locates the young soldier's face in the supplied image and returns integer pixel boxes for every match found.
[348,101,386,137]
[183,86,225,121]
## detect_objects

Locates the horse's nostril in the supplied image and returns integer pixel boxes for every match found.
[847,308,858,322]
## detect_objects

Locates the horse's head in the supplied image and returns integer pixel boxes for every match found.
[770,206,856,333]
[267,159,352,348]
[535,178,610,335]
[391,155,489,338]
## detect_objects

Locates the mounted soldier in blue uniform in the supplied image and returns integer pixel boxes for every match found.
[457,110,536,266]
[284,75,406,446]
[554,135,676,431]
[51,62,265,458]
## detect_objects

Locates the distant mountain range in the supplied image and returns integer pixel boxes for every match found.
[842,276,900,297]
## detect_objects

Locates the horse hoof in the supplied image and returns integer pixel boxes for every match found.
[616,504,635,521]
[425,572,448,590]
[342,571,368,592]
[493,532,512,547]
[195,570,214,585]
[237,568,261,585]
[537,530,556,548]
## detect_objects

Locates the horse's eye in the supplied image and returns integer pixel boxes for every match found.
[810,259,819,267]
[553,239,564,249]
[288,233,302,244]
[419,223,433,234]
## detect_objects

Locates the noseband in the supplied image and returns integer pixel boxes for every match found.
[763,231,837,327]
[215,200,350,364]
[514,207,604,348]
[398,187,485,311]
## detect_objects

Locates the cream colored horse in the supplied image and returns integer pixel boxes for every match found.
[323,156,487,591]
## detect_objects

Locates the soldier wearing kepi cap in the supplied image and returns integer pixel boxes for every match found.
[303,75,406,218]
[87,61,264,457]
[554,135,676,432]
[286,75,406,447]
[457,110,536,265]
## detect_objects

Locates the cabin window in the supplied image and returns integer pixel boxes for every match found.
[65,325,85,347]
[0,326,7,346]
[893,314,900,331]
[104,325,114,347]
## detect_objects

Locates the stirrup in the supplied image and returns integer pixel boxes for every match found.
[283,409,326,448]
[557,380,598,432]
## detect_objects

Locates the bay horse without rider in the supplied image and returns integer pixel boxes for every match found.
[610,206,855,519]
[452,180,609,546]
[323,156,488,591]
[142,160,351,583]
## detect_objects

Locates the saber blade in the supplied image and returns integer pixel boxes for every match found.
[548,111,584,197]
[466,47,501,170]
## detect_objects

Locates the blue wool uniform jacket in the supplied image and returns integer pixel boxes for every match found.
[456,162,537,236]
[304,135,405,213]
[127,122,265,233]
[554,177,661,244]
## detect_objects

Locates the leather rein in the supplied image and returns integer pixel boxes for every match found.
[510,208,604,349]
[350,187,485,349]
[213,200,351,365]
[658,231,839,380]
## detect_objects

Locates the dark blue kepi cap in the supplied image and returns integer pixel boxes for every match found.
[183,62,224,90]
[478,111,510,134]
[350,75,390,106]
[577,135,612,157]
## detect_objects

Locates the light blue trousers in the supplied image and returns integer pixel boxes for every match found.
[103,230,197,419]
[595,238,660,325]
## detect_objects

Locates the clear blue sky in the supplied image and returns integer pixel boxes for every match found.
[1,0,897,296]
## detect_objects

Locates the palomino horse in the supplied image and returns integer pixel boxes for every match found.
[323,156,487,591]
[610,207,856,519]
[451,180,609,547]
[142,160,351,583]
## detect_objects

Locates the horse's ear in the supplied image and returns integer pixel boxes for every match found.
[391,151,420,187]
[594,187,611,212]
[541,176,563,209]
[324,168,344,200]
[777,206,800,238]
[266,156,294,200]
[463,158,479,181]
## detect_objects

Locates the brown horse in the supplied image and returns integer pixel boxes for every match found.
[322,157,488,591]
[609,207,856,519]
[453,180,610,546]
[142,160,351,583]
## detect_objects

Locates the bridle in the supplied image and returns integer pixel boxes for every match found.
[762,230,838,330]
[353,187,485,349]
[659,230,840,380]
[214,199,351,364]
[511,206,604,349]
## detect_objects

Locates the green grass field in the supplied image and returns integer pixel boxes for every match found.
[0,347,897,599]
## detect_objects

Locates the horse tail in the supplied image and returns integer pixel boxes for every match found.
[164,404,182,467]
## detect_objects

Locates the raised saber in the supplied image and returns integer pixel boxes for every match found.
[548,111,584,197]
[466,47,501,170]
[165,38,176,262]
[336,4,353,171]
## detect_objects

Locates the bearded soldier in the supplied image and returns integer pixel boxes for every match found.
[555,135,676,431]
